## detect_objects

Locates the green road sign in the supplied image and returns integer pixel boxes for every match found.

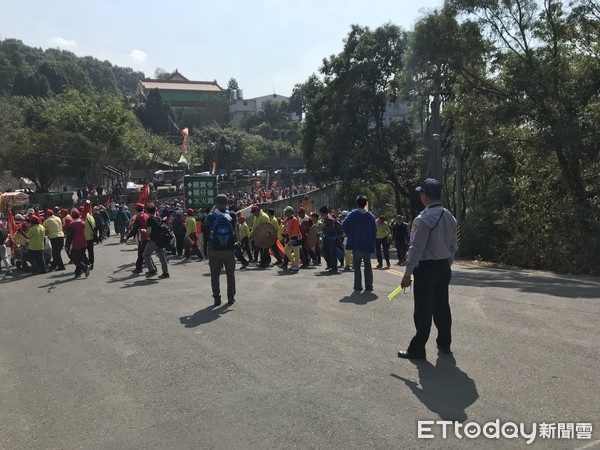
[184,175,217,209]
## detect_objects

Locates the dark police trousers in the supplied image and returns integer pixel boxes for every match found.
[407,259,452,356]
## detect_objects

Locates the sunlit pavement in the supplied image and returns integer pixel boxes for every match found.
[1,236,598,449]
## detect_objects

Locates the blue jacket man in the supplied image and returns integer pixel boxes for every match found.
[342,195,377,291]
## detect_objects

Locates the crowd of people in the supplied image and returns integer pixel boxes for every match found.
[0,196,410,286]
[222,182,318,210]
[1,178,459,361]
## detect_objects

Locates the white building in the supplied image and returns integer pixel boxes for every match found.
[382,98,411,125]
[229,90,300,129]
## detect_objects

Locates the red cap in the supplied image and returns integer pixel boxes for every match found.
[60,208,68,214]
[46,209,54,216]
[186,208,194,215]
[29,215,41,224]
[71,209,81,218]
[238,216,246,221]
[251,205,259,213]
[298,207,305,213]
[135,203,144,211]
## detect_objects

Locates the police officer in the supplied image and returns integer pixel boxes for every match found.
[398,178,458,360]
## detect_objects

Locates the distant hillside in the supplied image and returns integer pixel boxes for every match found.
[0,38,145,97]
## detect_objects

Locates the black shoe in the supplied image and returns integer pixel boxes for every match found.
[89,264,94,270]
[213,298,222,307]
[55,266,66,271]
[84,265,91,278]
[365,287,373,291]
[437,344,452,354]
[354,287,363,291]
[228,298,236,305]
[158,273,170,279]
[131,268,143,274]
[145,271,157,278]
[398,350,426,360]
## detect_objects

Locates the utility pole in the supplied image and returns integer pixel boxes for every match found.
[455,137,462,230]
[430,93,442,182]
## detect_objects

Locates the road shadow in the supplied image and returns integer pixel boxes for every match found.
[391,354,478,422]
[315,271,343,276]
[339,291,378,304]
[0,270,38,284]
[453,268,600,299]
[106,274,141,284]
[118,279,159,288]
[179,304,233,328]
[38,276,81,293]
[276,270,298,276]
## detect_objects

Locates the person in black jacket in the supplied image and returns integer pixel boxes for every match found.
[172,209,186,257]
[141,204,170,279]
[391,215,410,265]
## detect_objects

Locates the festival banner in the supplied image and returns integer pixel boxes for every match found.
[7,209,17,240]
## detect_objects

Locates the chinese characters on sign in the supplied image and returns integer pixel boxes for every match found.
[184,175,217,209]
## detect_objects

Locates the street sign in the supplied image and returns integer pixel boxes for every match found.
[183,175,217,210]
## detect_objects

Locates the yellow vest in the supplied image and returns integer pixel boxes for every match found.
[239,222,250,239]
[26,224,46,251]
[44,215,64,238]
[84,215,96,241]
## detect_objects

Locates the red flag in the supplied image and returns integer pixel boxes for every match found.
[104,195,111,207]
[7,209,17,240]
[137,183,149,205]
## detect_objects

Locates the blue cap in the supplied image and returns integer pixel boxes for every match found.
[416,178,442,199]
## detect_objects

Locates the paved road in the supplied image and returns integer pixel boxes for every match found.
[1,237,598,449]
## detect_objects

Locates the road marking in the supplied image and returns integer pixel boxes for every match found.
[371,265,405,277]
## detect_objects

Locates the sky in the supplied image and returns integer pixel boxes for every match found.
[0,0,444,99]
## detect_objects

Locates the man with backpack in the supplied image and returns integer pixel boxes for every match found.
[205,194,237,306]
[141,204,170,279]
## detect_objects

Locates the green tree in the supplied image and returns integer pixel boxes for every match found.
[1,90,172,191]
[11,70,51,97]
[38,60,93,94]
[410,0,600,273]
[136,88,173,135]
[300,23,418,214]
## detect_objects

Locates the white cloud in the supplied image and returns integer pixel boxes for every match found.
[48,36,78,50]
[129,49,149,63]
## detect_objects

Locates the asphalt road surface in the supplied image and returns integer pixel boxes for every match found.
[1,236,598,449]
